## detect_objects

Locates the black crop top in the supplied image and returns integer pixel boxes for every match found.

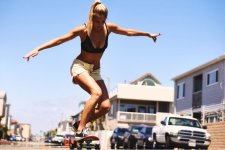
[81,23,109,53]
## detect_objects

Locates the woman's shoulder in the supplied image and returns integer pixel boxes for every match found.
[68,24,87,37]
[106,22,118,32]
[71,24,86,32]
[106,22,117,27]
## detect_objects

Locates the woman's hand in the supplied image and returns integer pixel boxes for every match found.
[149,33,161,43]
[23,49,39,61]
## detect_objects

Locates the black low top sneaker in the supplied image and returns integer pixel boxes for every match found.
[75,128,89,140]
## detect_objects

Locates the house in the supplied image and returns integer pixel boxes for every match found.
[19,123,31,141]
[0,91,7,121]
[172,54,225,124]
[0,91,7,139]
[57,120,74,136]
[106,72,174,130]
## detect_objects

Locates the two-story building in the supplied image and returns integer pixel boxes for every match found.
[57,120,74,136]
[106,73,174,130]
[172,54,225,124]
[0,91,7,139]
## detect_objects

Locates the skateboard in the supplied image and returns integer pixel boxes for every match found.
[70,135,100,150]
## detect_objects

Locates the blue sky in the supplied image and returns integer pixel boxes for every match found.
[1,0,225,134]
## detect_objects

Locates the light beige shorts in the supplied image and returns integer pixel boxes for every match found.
[70,59,102,84]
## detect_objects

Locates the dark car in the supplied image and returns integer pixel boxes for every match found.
[136,126,153,149]
[8,135,16,141]
[110,127,129,149]
[123,125,144,149]
[44,136,53,143]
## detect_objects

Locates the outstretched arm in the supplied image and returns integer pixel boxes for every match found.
[108,22,161,43]
[23,25,83,61]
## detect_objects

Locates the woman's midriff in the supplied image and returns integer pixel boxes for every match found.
[76,50,103,70]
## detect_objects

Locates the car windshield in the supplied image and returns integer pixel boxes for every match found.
[118,128,128,133]
[168,117,201,128]
[131,126,142,132]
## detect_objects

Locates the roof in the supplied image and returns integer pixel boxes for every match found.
[130,72,161,85]
[172,53,225,81]
[0,91,6,99]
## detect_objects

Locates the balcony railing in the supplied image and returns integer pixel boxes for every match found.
[117,111,156,124]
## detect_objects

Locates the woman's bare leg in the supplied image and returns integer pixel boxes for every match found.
[87,80,110,122]
[74,72,103,133]
[74,75,110,132]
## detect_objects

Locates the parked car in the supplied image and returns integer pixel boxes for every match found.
[44,136,53,143]
[123,125,144,149]
[110,127,129,149]
[15,135,25,141]
[136,125,153,149]
[51,134,64,145]
[8,135,16,141]
[152,114,211,149]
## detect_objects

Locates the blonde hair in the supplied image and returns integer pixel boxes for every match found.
[86,2,108,35]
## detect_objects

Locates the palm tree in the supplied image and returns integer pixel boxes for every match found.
[78,101,86,109]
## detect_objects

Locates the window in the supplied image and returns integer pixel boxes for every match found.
[127,105,136,112]
[158,102,169,112]
[148,105,156,114]
[138,106,146,113]
[120,104,136,112]
[193,74,203,93]
[120,104,156,114]
[142,79,156,86]
[120,104,126,112]
[177,82,185,99]
[207,69,218,86]
[109,103,115,116]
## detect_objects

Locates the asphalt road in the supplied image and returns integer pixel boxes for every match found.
[0,141,69,150]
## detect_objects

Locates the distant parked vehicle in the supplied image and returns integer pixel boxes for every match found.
[110,127,129,149]
[52,134,64,145]
[136,125,153,149]
[123,125,144,149]
[44,136,53,143]
[15,135,25,141]
[8,135,16,141]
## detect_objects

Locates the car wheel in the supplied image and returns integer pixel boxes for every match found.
[152,134,159,149]
[123,143,128,149]
[116,143,120,149]
[165,134,173,149]
[145,141,152,149]
[111,144,115,149]
[137,144,143,149]
[95,144,100,149]
[69,142,75,150]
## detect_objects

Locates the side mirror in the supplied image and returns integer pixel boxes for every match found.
[161,121,166,125]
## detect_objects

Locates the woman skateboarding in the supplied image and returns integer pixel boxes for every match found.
[23,0,161,140]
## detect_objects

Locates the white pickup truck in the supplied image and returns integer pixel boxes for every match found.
[152,114,211,149]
